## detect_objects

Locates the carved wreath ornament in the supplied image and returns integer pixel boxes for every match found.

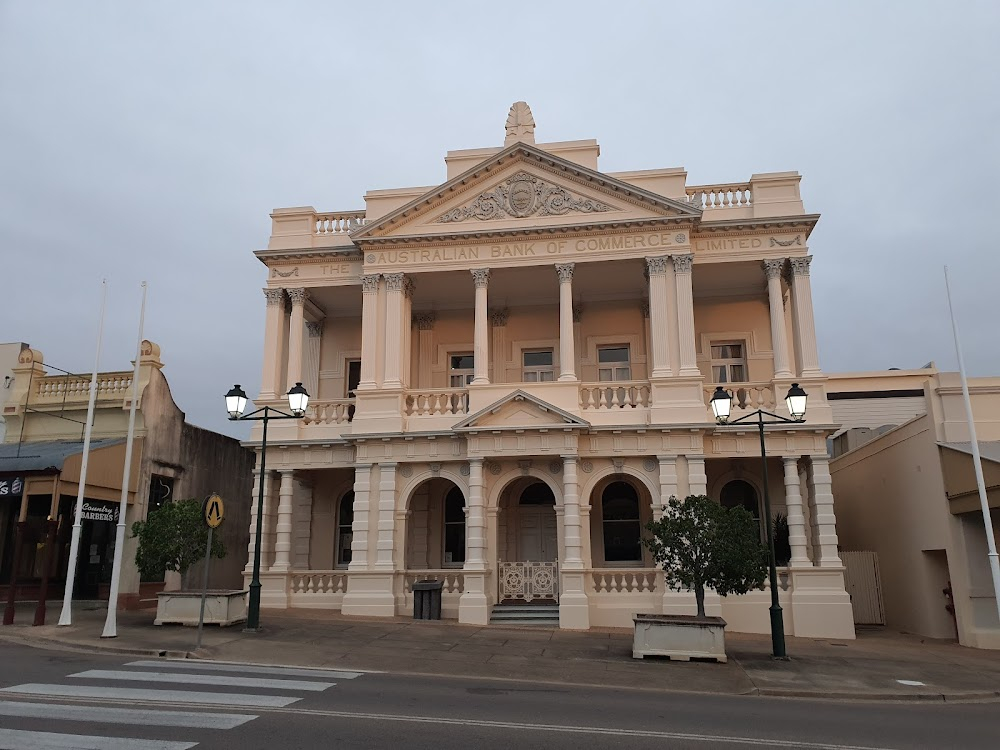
[436,172,613,223]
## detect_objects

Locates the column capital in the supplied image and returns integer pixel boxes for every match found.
[263,288,286,306]
[306,320,324,337]
[413,311,436,330]
[789,255,812,277]
[471,268,491,288]
[287,288,309,306]
[640,300,650,319]
[361,273,381,293]
[672,254,694,274]
[384,272,406,291]
[555,262,575,283]
[572,304,583,323]
[763,258,786,280]
[489,308,509,327]
[645,255,670,275]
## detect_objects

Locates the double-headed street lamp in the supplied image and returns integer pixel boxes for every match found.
[709,382,808,660]
[226,382,310,631]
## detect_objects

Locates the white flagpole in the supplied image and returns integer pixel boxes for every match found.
[58,280,107,627]
[102,281,147,638]
[945,266,1000,630]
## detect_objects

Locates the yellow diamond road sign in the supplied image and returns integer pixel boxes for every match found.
[204,493,225,529]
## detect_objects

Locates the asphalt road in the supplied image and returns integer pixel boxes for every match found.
[0,642,998,749]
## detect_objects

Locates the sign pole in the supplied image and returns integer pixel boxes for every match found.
[196,527,214,650]
[196,493,225,649]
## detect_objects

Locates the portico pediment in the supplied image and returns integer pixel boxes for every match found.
[453,390,590,432]
[351,142,700,242]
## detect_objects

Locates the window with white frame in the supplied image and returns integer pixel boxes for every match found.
[449,353,475,387]
[710,342,747,383]
[597,346,631,381]
[522,349,554,382]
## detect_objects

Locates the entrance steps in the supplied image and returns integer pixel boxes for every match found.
[489,603,559,626]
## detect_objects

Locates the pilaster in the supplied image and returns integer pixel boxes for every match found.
[559,456,590,630]
[459,458,490,625]
[764,260,793,379]
[783,457,811,567]
[654,455,678,521]
[259,288,286,400]
[358,274,381,391]
[673,254,700,377]
[807,456,843,566]
[789,256,822,377]
[645,256,672,378]
[490,308,509,384]
[304,320,323,401]
[382,273,405,388]
[415,312,435,388]
[270,470,295,573]
[373,463,398,570]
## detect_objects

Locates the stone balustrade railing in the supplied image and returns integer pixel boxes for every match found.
[315,211,367,235]
[405,389,469,416]
[579,381,651,410]
[685,183,753,209]
[304,399,354,425]
[290,570,348,594]
[588,569,659,594]
[33,372,134,402]
[402,570,465,594]
[703,382,776,416]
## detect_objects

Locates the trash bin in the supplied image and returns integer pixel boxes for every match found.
[412,580,443,620]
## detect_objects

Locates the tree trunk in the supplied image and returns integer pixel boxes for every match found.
[695,583,706,618]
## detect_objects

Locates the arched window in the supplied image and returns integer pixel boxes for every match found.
[443,487,466,566]
[720,480,761,533]
[519,482,555,506]
[336,491,354,567]
[602,481,642,563]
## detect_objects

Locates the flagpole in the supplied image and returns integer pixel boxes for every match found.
[944,266,1000,630]
[102,281,147,638]
[58,280,107,627]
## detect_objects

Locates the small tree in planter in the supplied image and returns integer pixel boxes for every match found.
[773,513,792,567]
[132,499,225,590]
[643,495,768,618]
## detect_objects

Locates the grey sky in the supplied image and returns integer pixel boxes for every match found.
[2,1,998,439]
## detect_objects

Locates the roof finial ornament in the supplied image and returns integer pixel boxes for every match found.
[504,101,535,146]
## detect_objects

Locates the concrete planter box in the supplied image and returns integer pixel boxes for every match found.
[154,590,247,627]
[632,613,728,663]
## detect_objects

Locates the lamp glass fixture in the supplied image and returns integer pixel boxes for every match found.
[286,382,310,416]
[710,385,732,424]
[226,384,248,419]
[785,383,808,420]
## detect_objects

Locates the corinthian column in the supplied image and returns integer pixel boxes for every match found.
[555,263,577,380]
[645,256,672,378]
[358,274,380,391]
[789,256,822,377]
[764,259,793,379]
[260,288,286,399]
[673,254,700,376]
[471,268,490,385]
[286,289,308,390]
[383,273,405,388]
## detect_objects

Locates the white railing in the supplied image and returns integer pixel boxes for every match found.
[34,372,133,402]
[580,381,651,410]
[588,569,659,594]
[685,183,753,210]
[498,561,558,603]
[704,382,776,416]
[305,399,354,425]
[315,211,367,235]
[405,389,469,416]
[403,570,465,594]
[290,570,348,595]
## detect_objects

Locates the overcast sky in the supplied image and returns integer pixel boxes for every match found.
[2,1,998,439]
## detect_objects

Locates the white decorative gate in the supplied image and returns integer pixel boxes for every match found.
[498,561,559,602]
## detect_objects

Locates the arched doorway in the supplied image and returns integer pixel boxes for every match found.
[498,480,558,563]
[405,477,466,570]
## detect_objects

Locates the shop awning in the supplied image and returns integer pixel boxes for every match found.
[0,439,124,474]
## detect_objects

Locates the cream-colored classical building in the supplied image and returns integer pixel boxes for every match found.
[245,102,853,638]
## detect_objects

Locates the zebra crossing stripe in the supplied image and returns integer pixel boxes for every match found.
[0,700,256,729]
[0,728,196,750]
[0,683,299,707]
[125,660,364,680]
[69,670,334,692]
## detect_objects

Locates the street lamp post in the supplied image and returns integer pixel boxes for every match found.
[226,382,310,631]
[710,382,808,660]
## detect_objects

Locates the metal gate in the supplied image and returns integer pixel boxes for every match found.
[498,561,559,603]
[842,551,885,625]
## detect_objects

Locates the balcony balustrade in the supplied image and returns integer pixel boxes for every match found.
[579,381,651,411]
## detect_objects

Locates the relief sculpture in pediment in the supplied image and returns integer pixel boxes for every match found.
[436,171,615,223]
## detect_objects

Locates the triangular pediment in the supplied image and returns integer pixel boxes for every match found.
[453,390,590,431]
[352,142,700,241]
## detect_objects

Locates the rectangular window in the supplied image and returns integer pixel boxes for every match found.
[449,353,474,387]
[710,342,747,383]
[597,346,631,382]
[345,360,362,398]
[522,349,554,382]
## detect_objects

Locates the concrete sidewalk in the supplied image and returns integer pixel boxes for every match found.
[2,602,999,702]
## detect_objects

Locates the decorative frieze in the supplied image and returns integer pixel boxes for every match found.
[436,171,613,223]
[770,235,802,248]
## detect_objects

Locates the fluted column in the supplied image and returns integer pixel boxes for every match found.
[783,457,811,567]
[556,263,577,381]
[764,260,793,379]
[348,464,373,570]
[286,289,308,390]
[304,321,323,399]
[383,273,405,388]
[373,463,397,570]
[654,455,678,521]
[271,470,295,572]
[471,268,490,384]
[402,278,414,388]
[358,274,380,391]
[807,456,843,566]
[789,256,822,377]
[260,289,286,399]
[646,256,672,378]
[414,313,435,388]
[490,309,509,384]
[673,254,700,376]
[465,459,486,570]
